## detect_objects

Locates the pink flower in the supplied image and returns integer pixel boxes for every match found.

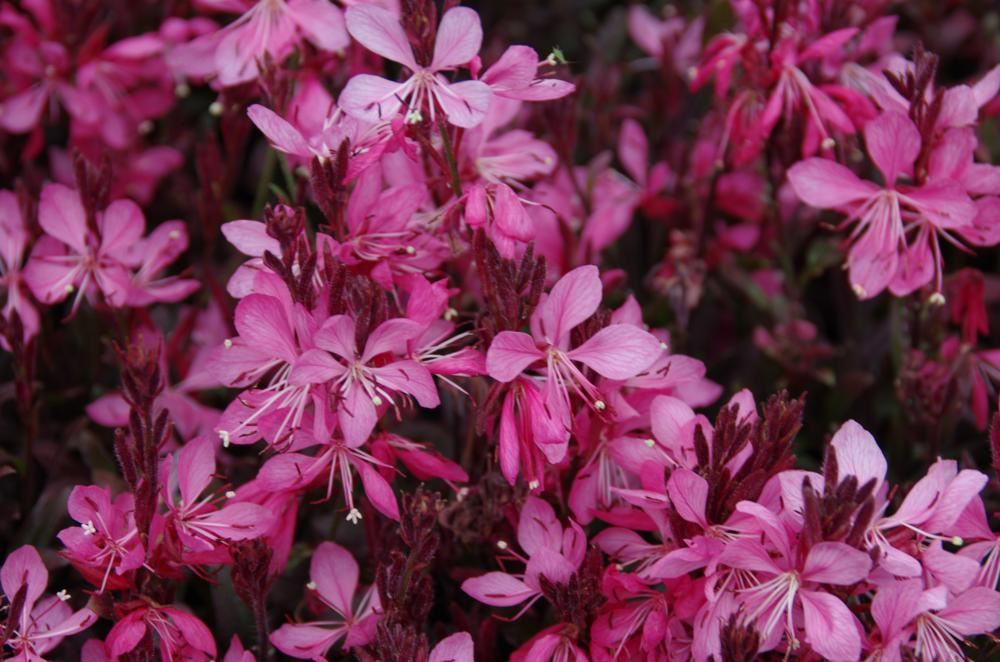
[270,542,381,659]
[161,435,272,556]
[57,486,145,593]
[23,184,194,313]
[478,46,575,101]
[212,291,316,446]
[106,603,216,661]
[1,545,97,660]
[290,313,440,447]
[169,0,349,86]
[486,266,663,479]
[0,189,40,345]
[719,501,872,660]
[461,497,586,618]
[870,580,1000,661]
[257,401,401,522]
[339,4,492,127]
[788,111,978,298]
[429,632,474,662]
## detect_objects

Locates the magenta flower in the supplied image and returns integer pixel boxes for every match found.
[461,497,586,618]
[212,291,316,446]
[0,189,39,345]
[57,485,145,593]
[720,501,872,660]
[290,313,440,447]
[339,5,492,128]
[257,401,400,522]
[106,602,216,661]
[270,542,381,660]
[788,111,978,298]
[169,0,349,86]
[486,265,663,477]
[161,435,272,556]
[1,545,97,660]
[23,184,194,313]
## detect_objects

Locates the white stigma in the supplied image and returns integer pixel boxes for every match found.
[346,508,363,524]
[496,540,508,550]
[57,589,71,602]
[82,520,97,536]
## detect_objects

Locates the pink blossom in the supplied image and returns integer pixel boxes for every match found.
[462,497,586,618]
[169,0,349,86]
[57,485,145,593]
[788,111,979,298]
[0,189,40,345]
[1,545,97,660]
[339,5,492,127]
[106,603,216,661]
[290,313,440,447]
[270,542,381,659]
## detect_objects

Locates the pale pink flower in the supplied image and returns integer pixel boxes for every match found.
[339,4,492,127]
[0,189,40,345]
[788,111,978,298]
[1,545,97,660]
[106,603,216,661]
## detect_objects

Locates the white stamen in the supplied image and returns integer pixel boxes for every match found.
[209,101,224,116]
[659,341,669,350]
[223,338,233,349]
[219,430,231,448]
[643,438,656,448]
[82,521,97,535]
[951,536,964,546]
[225,490,237,499]
[372,395,383,406]
[496,540,508,550]
[65,284,76,294]
[306,581,317,590]
[405,245,416,255]
[528,480,540,490]
[821,137,836,150]
[929,292,946,306]
[456,487,469,501]
[594,400,606,411]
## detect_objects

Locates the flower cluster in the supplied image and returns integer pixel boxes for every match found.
[2,0,1000,661]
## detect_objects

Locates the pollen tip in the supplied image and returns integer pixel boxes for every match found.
[496,540,508,550]
[65,283,76,294]
[175,82,191,98]
[643,438,656,448]
[219,430,231,447]
[306,581,317,590]
[209,100,224,116]
[372,395,383,406]
[57,589,71,601]
[951,536,963,546]
[821,137,836,150]
[223,338,233,349]
[225,490,236,498]
[929,292,946,306]
[594,400,606,411]
[528,480,540,490]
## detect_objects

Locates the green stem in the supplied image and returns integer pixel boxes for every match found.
[438,121,463,198]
